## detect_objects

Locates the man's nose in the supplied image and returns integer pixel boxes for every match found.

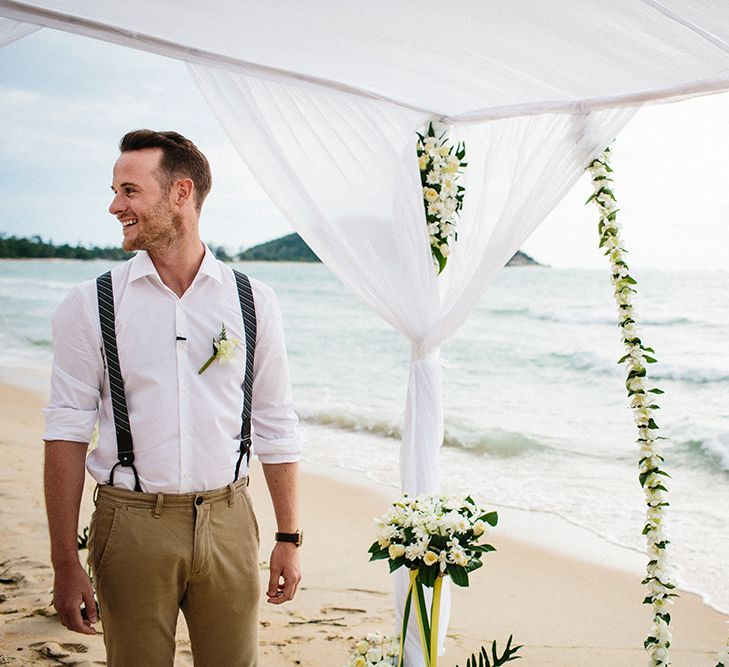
[108,193,124,216]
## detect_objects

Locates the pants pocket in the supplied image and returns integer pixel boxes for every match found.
[240,488,260,546]
[88,501,121,579]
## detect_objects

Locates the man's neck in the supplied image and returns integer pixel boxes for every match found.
[148,236,206,298]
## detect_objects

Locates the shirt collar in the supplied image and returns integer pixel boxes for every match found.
[128,244,223,286]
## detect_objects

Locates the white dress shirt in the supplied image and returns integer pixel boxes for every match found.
[43,246,302,493]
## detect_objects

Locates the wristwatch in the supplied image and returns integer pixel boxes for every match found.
[275,529,303,547]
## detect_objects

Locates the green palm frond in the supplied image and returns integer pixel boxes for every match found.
[457,635,523,667]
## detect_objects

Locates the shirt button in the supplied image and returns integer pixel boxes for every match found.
[184,473,191,479]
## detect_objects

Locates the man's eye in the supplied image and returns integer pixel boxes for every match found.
[124,188,135,195]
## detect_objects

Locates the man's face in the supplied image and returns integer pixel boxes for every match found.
[109,148,182,253]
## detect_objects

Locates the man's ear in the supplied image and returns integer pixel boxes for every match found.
[172,178,194,208]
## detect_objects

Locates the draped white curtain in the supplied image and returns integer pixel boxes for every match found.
[190,64,637,665]
[0,17,39,47]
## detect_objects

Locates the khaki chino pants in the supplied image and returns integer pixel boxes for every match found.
[88,477,260,666]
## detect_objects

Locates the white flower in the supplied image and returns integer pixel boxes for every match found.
[426,170,440,185]
[388,543,406,559]
[472,520,486,536]
[440,243,452,257]
[423,137,437,152]
[366,648,383,663]
[428,200,444,216]
[423,187,439,203]
[355,640,369,655]
[405,543,425,561]
[449,547,469,566]
[423,550,439,566]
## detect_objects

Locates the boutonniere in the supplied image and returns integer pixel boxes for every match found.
[198,323,241,375]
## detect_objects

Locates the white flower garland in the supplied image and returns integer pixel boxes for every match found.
[587,147,678,667]
[416,121,467,274]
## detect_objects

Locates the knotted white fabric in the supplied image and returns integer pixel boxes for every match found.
[0,16,39,47]
[190,64,637,664]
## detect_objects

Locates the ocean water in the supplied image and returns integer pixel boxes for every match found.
[1,259,728,614]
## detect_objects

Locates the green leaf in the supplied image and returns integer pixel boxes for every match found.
[77,526,90,551]
[466,559,484,574]
[369,550,390,562]
[643,355,657,364]
[648,388,665,394]
[449,565,470,587]
[388,557,406,573]
[483,511,499,526]
[647,418,659,429]
[418,563,437,588]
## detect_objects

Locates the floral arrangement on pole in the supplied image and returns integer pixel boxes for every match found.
[416,121,467,274]
[368,493,498,667]
[587,147,678,667]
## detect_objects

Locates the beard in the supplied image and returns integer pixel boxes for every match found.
[123,198,184,253]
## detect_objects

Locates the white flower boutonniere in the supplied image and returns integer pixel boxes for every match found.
[198,323,240,375]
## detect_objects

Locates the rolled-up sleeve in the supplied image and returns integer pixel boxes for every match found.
[42,284,104,443]
[249,280,303,464]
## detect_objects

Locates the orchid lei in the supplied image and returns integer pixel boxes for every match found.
[416,121,467,274]
[587,147,678,666]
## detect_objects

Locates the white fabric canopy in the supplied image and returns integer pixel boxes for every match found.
[2,0,729,118]
[3,2,729,664]
[0,15,38,46]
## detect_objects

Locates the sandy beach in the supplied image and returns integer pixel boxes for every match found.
[0,382,726,666]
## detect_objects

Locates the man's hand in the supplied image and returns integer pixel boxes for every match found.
[52,561,97,634]
[266,542,301,604]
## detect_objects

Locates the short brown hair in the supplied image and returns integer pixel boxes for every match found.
[119,130,212,211]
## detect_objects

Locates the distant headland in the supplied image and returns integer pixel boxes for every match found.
[0,233,542,266]
[240,233,543,266]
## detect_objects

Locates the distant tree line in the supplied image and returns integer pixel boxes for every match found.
[0,234,237,262]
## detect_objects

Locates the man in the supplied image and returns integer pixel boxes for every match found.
[42,130,302,666]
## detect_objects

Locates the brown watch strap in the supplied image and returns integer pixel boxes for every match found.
[275,530,303,546]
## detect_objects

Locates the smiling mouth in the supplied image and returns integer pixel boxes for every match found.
[121,218,138,229]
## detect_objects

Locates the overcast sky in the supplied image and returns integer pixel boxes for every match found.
[1,28,728,270]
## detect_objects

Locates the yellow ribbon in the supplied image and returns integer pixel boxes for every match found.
[412,572,432,665]
[429,576,443,666]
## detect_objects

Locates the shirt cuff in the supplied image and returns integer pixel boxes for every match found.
[42,407,97,444]
[252,433,303,464]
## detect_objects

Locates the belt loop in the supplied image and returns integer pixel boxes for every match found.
[153,492,164,518]
[93,484,100,506]
[246,475,250,487]
[227,483,236,507]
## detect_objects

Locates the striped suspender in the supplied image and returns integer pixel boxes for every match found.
[96,269,257,491]
[233,270,257,482]
[96,271,142,492]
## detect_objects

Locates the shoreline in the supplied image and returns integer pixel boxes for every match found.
[1,382,727,666]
